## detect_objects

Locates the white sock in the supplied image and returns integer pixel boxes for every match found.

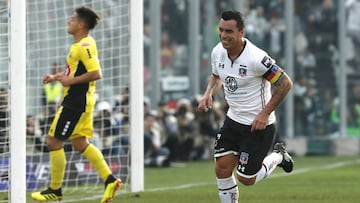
[217,176,239,203]
[255,152,282,183]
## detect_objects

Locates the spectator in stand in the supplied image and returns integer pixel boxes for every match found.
[156,101,179,162]
[306,0,337,52]
[193,97,224,160]
[94,101,122,155]
[113,87,130,153]
[0,88,9,153]
[245,5,268,48]
[264,14,284,61]
[160,31,176,70]
[174,98,196,161]
[144,112,170,167]
[42,63,63,107]
[293,76,308,135]
[26,115,47,154]
[346,0,360,69]
[303,84,319,135]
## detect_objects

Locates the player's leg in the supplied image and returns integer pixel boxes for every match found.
[215,154,239,203]
[31,106,72,202]
[71,111,121,203]
[31,137,65,202]
[72,138,122,203]
[236,124,279,185]
[214,117,241,203]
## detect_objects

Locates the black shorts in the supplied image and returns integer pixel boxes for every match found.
[214,116,276,177]
[49,106,84,141]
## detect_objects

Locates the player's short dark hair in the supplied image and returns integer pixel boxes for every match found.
[75,6,100,30]
[221,11,245,30]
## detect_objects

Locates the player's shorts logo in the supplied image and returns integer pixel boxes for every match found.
[239,152,249,165]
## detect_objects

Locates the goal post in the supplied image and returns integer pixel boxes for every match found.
[130,0,144,193]
[9,0,26,203]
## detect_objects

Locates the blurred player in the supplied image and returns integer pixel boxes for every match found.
[198,10,294,203]
[31,6,121,203]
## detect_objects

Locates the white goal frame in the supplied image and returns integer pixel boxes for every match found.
[10,0,26,203]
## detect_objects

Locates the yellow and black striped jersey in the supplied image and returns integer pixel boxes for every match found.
[62,36,100,112]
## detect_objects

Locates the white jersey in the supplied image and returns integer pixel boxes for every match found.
[211,38,283,125]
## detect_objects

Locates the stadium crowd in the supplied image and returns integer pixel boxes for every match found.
[144,0,360,138]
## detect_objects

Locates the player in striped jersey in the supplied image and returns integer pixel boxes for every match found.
[31,6,121,203]
[198,10,294,203]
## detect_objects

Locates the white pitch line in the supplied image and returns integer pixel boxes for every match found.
[60,158,360,202]
[146,158,360,192]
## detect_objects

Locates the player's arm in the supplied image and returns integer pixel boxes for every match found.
[198,74,222,112]
[57,69,101,86]
[251,64,293,132]
[263,71,292,115]
[43,72,65,84]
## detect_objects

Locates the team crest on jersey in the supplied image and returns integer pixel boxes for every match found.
[239,68,247,77]
[261,56,273,68]
[239,152,249,165]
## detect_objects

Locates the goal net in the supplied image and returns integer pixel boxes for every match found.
[1,0,144,202]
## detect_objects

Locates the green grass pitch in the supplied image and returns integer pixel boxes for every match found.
[23,156,360,203]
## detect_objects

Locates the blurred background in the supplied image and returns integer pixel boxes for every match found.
[142,0,360,158]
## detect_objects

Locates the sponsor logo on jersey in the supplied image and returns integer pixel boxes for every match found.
[225,76,238,92]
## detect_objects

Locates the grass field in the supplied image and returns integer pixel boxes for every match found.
[24,156,360,203]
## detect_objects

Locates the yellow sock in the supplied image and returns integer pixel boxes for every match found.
[82,144,112,181]
[50,148,66,190]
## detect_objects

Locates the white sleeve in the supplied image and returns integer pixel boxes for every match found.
[254,51,276,75]
[211,48,219,76]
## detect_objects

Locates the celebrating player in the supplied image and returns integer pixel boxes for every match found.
[31,6,121,203]
[198,10,294,203]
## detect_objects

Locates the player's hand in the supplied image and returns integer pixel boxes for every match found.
[57,75,72,86]
[43,74,55,84]
[198,95,212,112]
[251,111,269,132]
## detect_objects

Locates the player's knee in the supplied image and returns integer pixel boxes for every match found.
[215,157,238,178]
[237,175,256,186]
[71,137,89,152]
[215,165,234,178]
[47,136,63,150]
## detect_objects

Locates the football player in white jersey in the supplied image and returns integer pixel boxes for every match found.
[198,10,294,203]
